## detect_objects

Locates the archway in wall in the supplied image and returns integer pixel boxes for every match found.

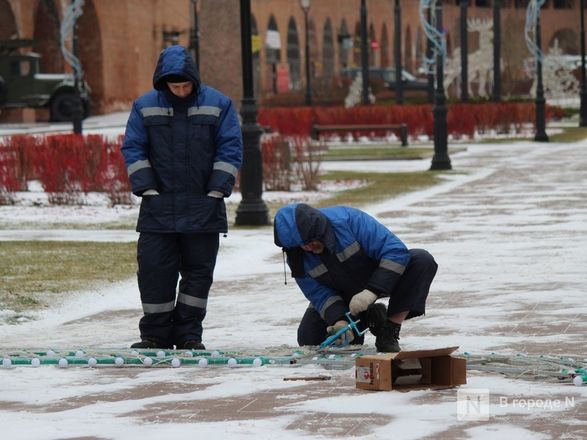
[33,0,63,73]
[549,28,579,54]
[266,15,281,94]
[286,17,301,90]
[415,28,423,72]
[381,23,390,67]
[322,18,335,77]
[0,0,18,39]
[338,19,350,69]
[353,22,361,67]
[369,23,376,66]
[404,26,412,73]
[309,20,318,77]
[76,0,104,113]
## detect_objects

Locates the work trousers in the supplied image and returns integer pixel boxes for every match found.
[136,232,219,347]
[297,248,438,346]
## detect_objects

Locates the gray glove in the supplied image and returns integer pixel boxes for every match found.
[207,190,223,198]
[326,320,355,345]
[349,290,378,315]
[142,189,159,196]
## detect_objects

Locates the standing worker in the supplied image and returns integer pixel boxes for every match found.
[122,45,243,350]
[274,203,437,352]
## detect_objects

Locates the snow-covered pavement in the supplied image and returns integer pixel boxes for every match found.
[1,127,586,438]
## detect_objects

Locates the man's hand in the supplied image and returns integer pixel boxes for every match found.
[349,290,378,315]
[326,320,354,346]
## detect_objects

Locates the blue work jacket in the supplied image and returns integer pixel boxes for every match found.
[122,45,242,233]
[274,204,410,325]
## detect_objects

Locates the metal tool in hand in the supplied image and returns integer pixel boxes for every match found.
[320,312,367,349]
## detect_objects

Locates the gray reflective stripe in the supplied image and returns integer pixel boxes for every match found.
[336,241,360,262]
[188,106,221,117]
[319,295,344,319]
[127,159,151,176]
[213,161,238,178]
[308,264,328,278]
[177,292,207,309]
[380,258,406,275]
[140,107,173,117]
[142,300,175,314]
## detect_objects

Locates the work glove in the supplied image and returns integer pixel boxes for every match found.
[349,290,378,316]
[207,190,223,198]
[326,320,354,346]
[142,189,159,196]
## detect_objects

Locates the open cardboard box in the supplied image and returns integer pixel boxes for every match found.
[355,346,466,391]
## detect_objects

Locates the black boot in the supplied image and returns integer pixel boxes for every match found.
[366,303,402,352]
[130,339,172,349]
[181,340,206,350]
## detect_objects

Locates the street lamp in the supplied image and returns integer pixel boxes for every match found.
[394,0,403,105]
[235,0,269,226]
[460,0,468,102]
[430,0,451,171]
[426,6,434,104]
[360,0,370,105]
[492,0,501,102]
[534,4,548,142]
[71,0,82,134]
[580,0,587,127]
[300,0,312,106]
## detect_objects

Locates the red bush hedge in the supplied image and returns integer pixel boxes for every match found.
[0,133,130,205]
[258,102,563,139]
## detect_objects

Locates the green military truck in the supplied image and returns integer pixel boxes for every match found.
[0,39,90,122]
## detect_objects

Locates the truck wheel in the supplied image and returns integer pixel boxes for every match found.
[0,76,6,105]
[50,92,82,122]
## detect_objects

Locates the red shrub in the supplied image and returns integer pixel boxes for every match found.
[258,103,563,139]
[261,135,292,191]
[0,133,131,205]
[94,135,131,205]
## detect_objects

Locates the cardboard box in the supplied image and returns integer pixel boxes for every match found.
[355,346,466,391]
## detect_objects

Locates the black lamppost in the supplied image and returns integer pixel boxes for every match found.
[71,0,82,134]
[430,0,451,171]
[460,0,468,102]
[235,0,269,226]
[190,0,200,70]
[534,4,549,142]
[426,6,434,104]
[300,0,312,106]
[360,0,370,105]
[580,0,587,127]
[394,0,403,104]
[492,0,501,102]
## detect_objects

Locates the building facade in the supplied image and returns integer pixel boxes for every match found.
[0,0,582,121]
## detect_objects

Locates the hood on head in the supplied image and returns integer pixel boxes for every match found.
[274,204,336,252]
[153,45,201,92]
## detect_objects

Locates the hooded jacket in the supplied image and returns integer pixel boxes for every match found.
[274,204,410,325]
[122,45,242,233]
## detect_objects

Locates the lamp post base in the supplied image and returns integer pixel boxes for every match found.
[580,90,587,127]
[235,199,270,226]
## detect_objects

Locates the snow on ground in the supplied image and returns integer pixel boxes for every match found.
[0,115,586,439]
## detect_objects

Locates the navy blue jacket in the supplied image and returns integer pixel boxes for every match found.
[274,204,410,325]
[122,45,243,233]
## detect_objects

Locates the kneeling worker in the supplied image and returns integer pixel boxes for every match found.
[273,203,438,352]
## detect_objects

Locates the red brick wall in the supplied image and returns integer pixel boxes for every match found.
[0,0,584,121]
